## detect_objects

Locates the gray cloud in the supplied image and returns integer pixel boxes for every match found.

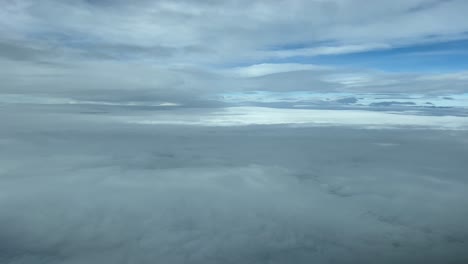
[3,0,468,64]
[1,59,468,108]
[1,106,468,263]
[1,0,468,106]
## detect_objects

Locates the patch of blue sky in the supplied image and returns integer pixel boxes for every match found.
[264,39,468,73]
[358,94,468,108]
[219,91,468,108]
[219,91,346,103]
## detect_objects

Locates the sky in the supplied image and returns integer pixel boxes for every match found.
[2,0,468,109]
[2,1,468,263]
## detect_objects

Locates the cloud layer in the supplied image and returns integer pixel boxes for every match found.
[1,107,468,263]
[2,0,468,106]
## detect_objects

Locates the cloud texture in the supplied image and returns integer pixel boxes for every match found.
[1,108,468,263]
[2,1,468,263]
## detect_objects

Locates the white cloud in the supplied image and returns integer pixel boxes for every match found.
[230,63,330,77]
[2,0,468,64]
[265,43,392,59]
[123,106,468,130]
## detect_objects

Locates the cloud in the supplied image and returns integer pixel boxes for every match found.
[263,43,393,59]
[1,106,468,263]
[122,106,468,129]
[334,97,358,104]
[2,0,468,106]
[2,0,468,65]
[370,101,418,107]
[229,63,330,77]
[1,2,468,263]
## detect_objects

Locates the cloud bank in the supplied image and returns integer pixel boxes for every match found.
[1,108,468,263]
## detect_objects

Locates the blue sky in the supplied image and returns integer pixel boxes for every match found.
[272,38,468,73]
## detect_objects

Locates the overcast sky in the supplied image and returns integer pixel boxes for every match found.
[2,2,468,263]
[2,0,468,107]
